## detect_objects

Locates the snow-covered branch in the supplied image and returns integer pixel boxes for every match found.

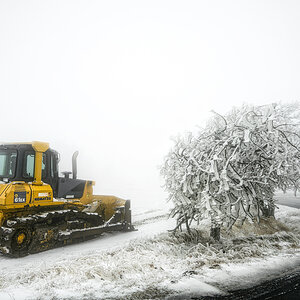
[161,103,300,239]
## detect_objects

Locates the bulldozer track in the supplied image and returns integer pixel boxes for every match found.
[0,209,105,257]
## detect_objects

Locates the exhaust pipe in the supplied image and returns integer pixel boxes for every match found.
[72,151,79,179]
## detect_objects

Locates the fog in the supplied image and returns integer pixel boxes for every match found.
[0,0,299,210]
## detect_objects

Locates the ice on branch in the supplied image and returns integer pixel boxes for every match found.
[161,103,300,240]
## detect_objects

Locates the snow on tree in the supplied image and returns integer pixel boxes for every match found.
[161,103,300,240]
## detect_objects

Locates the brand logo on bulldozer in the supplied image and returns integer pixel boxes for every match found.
[34,196,51,201]
[14,192,26,203]
[34,192,51,201]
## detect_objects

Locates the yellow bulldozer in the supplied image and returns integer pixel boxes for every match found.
[0,141,134,257]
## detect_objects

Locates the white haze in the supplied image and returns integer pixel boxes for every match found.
[0,0,300,210]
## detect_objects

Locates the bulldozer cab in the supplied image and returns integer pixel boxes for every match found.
[0,143,86,199]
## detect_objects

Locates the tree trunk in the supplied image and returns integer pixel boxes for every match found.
[210,226,221,241]
[261,205,275,218]
[265,206,275,217]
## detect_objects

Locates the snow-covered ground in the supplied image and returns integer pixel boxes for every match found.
[0,203,299,300]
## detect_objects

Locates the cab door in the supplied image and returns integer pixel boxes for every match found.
[43,151,59,198]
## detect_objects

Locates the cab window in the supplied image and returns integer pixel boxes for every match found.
[23,152,47,178]
[50,153,58,178]
[0,150,17,178]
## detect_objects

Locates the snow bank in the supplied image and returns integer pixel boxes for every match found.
[0,205,299,299]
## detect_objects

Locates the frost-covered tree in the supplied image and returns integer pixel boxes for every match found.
[161,103,300,240]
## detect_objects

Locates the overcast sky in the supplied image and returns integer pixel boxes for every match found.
[0,0,299,209]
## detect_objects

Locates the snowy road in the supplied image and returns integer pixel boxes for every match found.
[275,190,300,209]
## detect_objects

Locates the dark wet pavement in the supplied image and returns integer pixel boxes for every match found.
[167,270,300,300]
[200,270,300,299]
